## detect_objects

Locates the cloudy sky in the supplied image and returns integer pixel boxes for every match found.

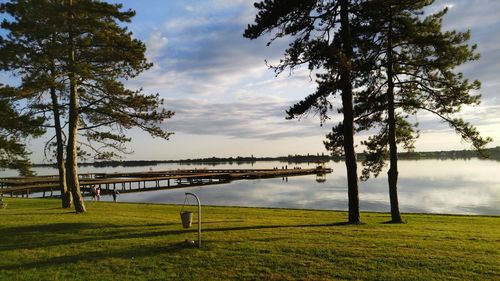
[6,0,500,161]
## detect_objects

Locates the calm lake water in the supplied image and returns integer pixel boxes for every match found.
[2,159,499,215]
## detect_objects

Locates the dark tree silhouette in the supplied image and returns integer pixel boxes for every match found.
[0,0,73,206]
[0,85,45,176]
[245,0,361,223]
[0,0,174,212]
[351,0,492,222]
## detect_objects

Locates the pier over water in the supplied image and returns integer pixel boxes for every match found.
[0,167,332,198]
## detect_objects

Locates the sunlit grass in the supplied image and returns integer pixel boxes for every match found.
[0,198,498,280]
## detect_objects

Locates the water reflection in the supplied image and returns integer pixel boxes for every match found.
[358,159,500,215]
[2,159,499,215]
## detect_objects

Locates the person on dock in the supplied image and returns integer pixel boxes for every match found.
[96,187,101,201]
[91,185,97,201]
[112,188,119,203]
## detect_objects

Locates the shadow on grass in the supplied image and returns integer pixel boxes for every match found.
[0,222,179,251]
[71,221,355,244]
[202,221,352,233]
[200,220,246,224]
[381,220,407,224]
[0,243,188,271]
[0,220,352,252]
[0,211,76,216]
[1,222,176,234]
[0,220,358,271]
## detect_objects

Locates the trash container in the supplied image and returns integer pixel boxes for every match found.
[180,211,193,228]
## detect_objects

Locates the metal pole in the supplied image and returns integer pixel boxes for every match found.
[185,192,201,248]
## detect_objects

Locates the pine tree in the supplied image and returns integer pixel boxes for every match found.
[0,0,174,212]
[352,0,491,222]
[0,0,73,206]
[245,0,361,223]
[0,85,45,176]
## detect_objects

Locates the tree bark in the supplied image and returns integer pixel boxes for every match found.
[386,8,402,223]
[339,0,360,224]
[66,0,86,213]
[49,81,72,208]
[66,76,85,213]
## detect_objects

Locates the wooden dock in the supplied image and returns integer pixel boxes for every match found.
[0,167,332,198]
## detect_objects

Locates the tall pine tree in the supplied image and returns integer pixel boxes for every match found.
[0,0,174,212]
[245,0,361,223]
[351,0,491,222]
[0,0,73,207]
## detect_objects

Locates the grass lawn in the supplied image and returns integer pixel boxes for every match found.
[0,198,498,280]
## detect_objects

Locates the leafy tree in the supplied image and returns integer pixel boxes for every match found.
[352,0,492,222]
[245,0,361,223]
[0,0,174,212]
[0,0,73,206]
[0,85,45,176]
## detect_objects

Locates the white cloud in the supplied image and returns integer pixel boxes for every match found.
[164,99,326,140]
[126,0,500,157]
[183,5,194,12]
[145,30,169,62]
[164,17,213,31]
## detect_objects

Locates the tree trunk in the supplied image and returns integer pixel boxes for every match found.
[66,74,85,213]
[49,83,72,208]
[339,0,360,224]
[66,0,86,213]
[386,9,402,223]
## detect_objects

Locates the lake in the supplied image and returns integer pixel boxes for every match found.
[2,159,499,215]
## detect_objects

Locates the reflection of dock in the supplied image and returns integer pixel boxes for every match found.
[0,168,332,198]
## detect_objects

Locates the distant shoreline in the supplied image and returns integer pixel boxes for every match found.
[32,146,500,167]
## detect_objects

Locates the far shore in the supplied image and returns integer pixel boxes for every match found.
[30,146,500,168]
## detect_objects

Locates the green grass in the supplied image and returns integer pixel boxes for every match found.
[0,198,498,281]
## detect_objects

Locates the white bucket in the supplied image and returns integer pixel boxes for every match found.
[180,211,193,228]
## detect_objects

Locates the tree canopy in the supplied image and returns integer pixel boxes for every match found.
[349,0,491,222]
[355,0,491,179]
[0,0,174,212]
[245,0,362,223]
[0,85,45,176]
[245,0,491,223]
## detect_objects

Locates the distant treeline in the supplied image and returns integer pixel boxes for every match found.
[33,154,331,168]
[392,146,500,161]
[33,147,500,168]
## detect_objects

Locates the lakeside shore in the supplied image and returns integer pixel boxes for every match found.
[28,146,500,168]
[1,198,498,280]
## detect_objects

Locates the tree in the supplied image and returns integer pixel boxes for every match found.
[1,1,61,208]
[352,0,491,222]
[245,0,361,223]
[0,85,45,176]
[1,0,90,208]
[0,0,174,212]
[0,0,73,206]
